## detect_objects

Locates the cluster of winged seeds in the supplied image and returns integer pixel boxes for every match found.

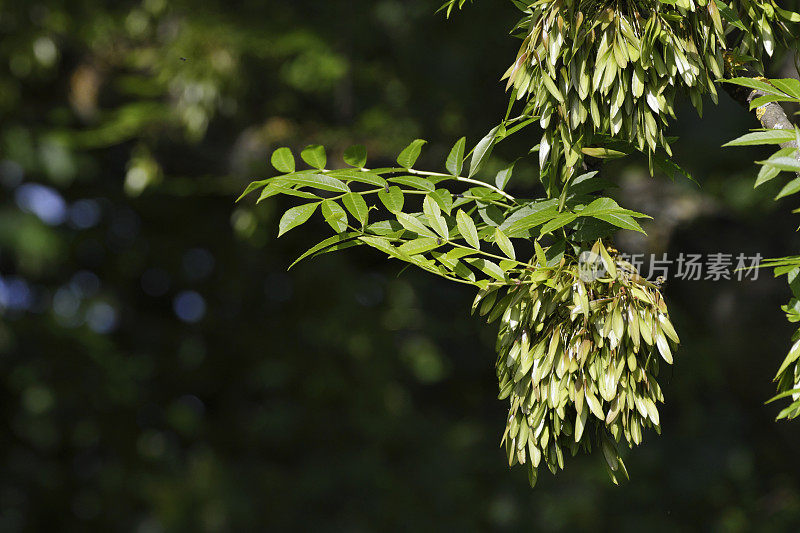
[503,0,795,173]
[478,241,680,486]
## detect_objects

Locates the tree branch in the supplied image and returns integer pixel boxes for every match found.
[723,73,800,177]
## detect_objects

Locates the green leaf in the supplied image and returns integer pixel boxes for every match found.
[463,257,506,281]
[423,195,449,240]
[568,171,614,197]
[288,232,361,270]
[570,218,618,242]
[277,174,349,193]
[328,169,387,188]
[724,77,783,96]
[433,252,475,281]
[278,202,319,237]
[776,339,800,377]
[774,5,800,23]
[446,137,466,176]
[237,179,269,202]
[581,147,628,159]
[762,157,800,173]
[534,241,546,266]
[431,189,453,215]
[301,145,327,169]
[359,236,438,275]
[445,248,476,261]
[398,237,442,255]
[493,228,515,260]
[456,210,480,249]
[495,162,515,191]
[469,125,501,177]
[755,148,799,187]
[578,198,650,233]
[498,199,560,237]
[749,94,792,110]
[723,130,798,147]
[378,186,405,213]
[593,213,644,233]
[387,175,436,191]
[540,212,578,234]
[766,388,800,404]
[584,387,604,419]
[755,163,782,188]
[343,145,368,168]
[358,235,405,259]
[258,183,320,202]
[542,72,565,103]
[397,139,427,168]
[777,178,800,200]
[365,220,404,237]
[396,212,438,238]
[652,151,698,185]
[342,193,369,227]
[271,147,295,173]
[714,0,746,31]
[321,200,348,232]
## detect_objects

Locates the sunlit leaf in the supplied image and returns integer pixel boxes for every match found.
[388,175,436,191]
[378,186,405,213]
[396,212,438,238]
[301,145,327,169]
[431,189,454,215]
[397,139,428,168]
[258,183,320,202]
[446,137,466,176]
[464,257,506,281]
[342,193,369,227]
[288,232,361,270]
[423,195,449,240]
[278,202,319,237]
[581,147,628,159]
[456,210,480,249]
[777,178,800,200]
[398,237,443,255]
[237,179,269,202]
[762,157,800,173]
[277,174,349,193]
[321,200,348,232]
[495,162,515,191]
[328,169,387,188]
[271,147,295,173]
[723,130,797,147]
[494,228,515,260]
[469,125,501,177]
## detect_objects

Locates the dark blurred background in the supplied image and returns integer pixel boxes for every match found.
[2,1,800,531]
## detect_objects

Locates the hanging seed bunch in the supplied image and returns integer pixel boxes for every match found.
[725,0,800,61]
[480,240,680,486]
[503,0,797,173]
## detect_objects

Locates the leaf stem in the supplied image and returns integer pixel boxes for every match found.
[405,169,517,201]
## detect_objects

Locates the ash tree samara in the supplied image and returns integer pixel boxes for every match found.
[238,0,800,486]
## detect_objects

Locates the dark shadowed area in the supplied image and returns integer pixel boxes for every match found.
[1,1,800,531]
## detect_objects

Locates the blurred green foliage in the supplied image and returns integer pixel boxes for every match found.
[1,0,800,531]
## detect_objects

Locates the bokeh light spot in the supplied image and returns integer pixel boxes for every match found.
[173,291,206,323]
[15,183,67,225]
[86,302,118,334]
[69,199,102,229]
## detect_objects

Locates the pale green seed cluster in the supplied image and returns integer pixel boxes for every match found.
[481,242,679,486]
[503,0,787,171]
